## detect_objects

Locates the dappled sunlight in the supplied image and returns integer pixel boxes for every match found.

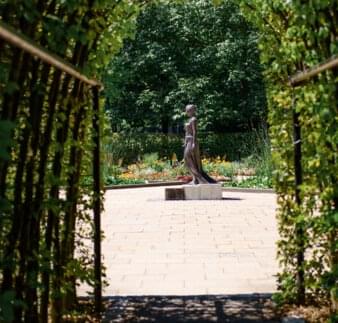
[103,294,279,322]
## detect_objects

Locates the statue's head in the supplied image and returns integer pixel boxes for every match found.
[185,104,196,117]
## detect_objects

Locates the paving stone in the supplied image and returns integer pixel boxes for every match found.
[78,186,278,297]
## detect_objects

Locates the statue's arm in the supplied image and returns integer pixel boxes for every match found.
[191,118,197,149]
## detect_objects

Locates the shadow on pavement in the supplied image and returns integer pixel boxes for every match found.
[149,197,243,202]
[222,197,242,201]
[102,294,280,323]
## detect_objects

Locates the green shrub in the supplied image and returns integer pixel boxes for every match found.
[103,131,263,166]
[142,153,169,172]
[228,175,272,189]
[219,162,240,179]
[105,176,145,186]
[240,129,273,188]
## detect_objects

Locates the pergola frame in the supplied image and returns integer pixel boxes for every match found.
[0,20,103,315]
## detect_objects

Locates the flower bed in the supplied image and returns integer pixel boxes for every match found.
[103,153,272,188]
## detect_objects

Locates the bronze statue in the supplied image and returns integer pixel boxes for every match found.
[184,104,217,184]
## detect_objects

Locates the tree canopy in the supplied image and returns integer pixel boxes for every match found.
[104,0,267,134]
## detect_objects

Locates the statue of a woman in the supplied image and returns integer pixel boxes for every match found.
[184,104,217,185]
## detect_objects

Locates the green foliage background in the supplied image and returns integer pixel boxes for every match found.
[103,131,260,165]
[104,0,267,134]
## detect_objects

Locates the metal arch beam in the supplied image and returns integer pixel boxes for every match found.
[0,20,102,88]
[290,55,338,86]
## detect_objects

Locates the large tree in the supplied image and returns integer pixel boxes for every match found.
[104,0,267,134]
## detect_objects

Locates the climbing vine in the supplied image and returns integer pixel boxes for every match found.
[0,0,150,322]
[239,0,338,317]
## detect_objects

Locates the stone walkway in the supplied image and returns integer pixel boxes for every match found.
[80,186,278,297]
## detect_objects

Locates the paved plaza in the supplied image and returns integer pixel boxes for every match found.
[82,186,278,297]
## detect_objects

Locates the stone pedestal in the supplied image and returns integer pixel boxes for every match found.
[165,184,222,200]
[165,187,185,200]
[183,183,222,200]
